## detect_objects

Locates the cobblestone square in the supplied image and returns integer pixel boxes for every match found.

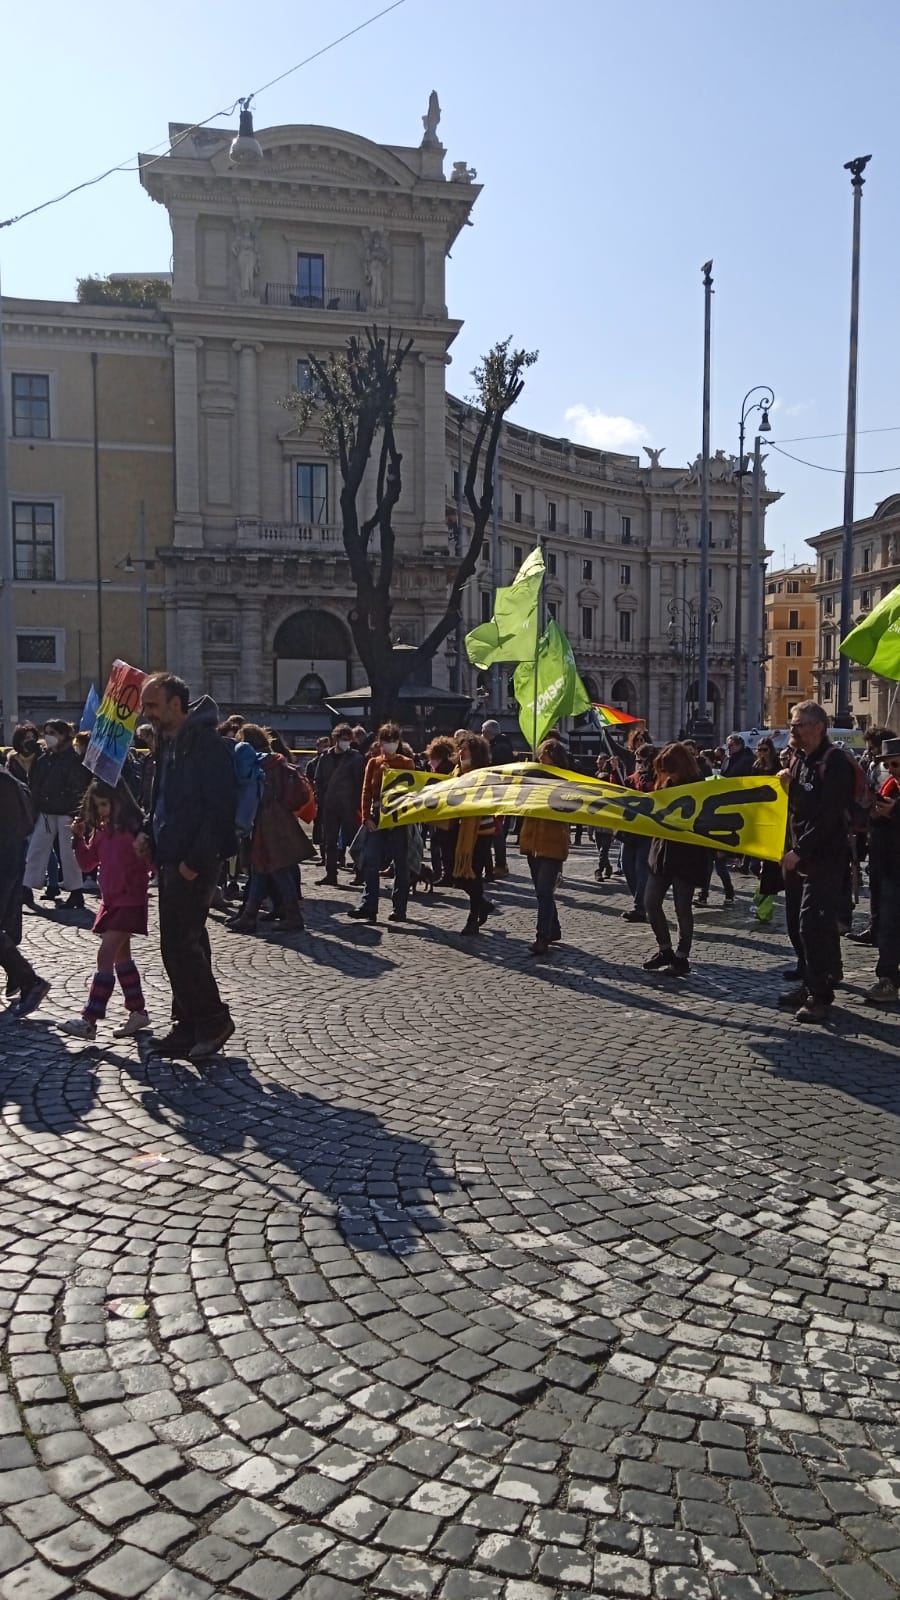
[2,854,900,1599]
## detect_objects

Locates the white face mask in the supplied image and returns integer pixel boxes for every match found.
[336,740,351,753]
[43,734,59,751]
[382,741,398,756]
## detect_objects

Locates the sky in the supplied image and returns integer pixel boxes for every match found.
[4,0,900,566]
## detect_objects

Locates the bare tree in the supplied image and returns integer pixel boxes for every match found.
[284,327,537,724]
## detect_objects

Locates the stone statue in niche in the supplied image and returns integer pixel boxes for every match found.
[232,221,259,298]
[421,90,441,146]
[450,161,477,182]
[363,229,389,309]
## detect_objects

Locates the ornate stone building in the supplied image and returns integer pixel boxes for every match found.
[763,565,816,729]
[808,494,900,728]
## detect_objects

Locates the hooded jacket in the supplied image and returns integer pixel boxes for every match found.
[29,743,89,817]
[147,696,236,874]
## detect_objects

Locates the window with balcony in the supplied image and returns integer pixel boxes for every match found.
[546,551,557,577]
[859,678,870,700]
[296,253,325,308]
[513,492,523,524]
[583,508,593,539]
[787,669,799,689]
[582,559,593,581]
[296,463,328,524]
[786,641,802,657]
[618,610,632,644]
[620,563,631,586]
[621,515,632,544]
[789,609,799,629]
[547,500,557,532]
[581,607,594,639]
[12,373,50,439]
[13,502,56,580]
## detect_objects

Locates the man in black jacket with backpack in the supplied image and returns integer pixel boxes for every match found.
[779,702,856,1024]
[138,674,236,1062]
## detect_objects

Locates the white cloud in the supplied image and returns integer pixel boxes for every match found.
[563,404,648,451]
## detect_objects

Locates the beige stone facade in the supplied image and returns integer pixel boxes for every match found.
[762,564,816,729]
[3,108,780,740]
[3,302,172,717]
[807,494,900,728]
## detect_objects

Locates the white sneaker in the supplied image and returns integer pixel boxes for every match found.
[113,1011,151,1038]
[60,1017,97,1040]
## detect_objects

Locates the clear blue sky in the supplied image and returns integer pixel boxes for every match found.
[4,0,899,564]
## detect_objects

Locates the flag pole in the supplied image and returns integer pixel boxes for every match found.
[532,538,546,756]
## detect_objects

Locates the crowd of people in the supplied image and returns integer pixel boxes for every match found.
[1,680,897,1053]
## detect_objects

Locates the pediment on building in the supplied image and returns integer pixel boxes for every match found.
[577,585,600,605]
[615,591,638,611]
[161,123,420,192]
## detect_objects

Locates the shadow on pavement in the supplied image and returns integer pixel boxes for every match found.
[0,1013,99,1134]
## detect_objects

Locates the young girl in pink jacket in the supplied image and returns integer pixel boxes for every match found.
[59,780,152,1041]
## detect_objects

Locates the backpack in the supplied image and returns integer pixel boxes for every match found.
[817,747,871,831]
[233,740,265,837]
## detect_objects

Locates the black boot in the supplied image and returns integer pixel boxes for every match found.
[61,891,85,910]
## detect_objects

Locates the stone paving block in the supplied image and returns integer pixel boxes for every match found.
[0,1558,74,1598]
[85,1546,170,1596]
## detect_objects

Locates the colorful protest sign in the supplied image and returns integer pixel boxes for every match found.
[380,763,788,863]
[83,660,147,787]
[79,683,101,733]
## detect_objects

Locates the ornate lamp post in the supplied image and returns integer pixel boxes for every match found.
[733,387,773,731]
[668,593,721,737]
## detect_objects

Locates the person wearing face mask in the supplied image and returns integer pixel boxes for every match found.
[315,724,365,888]
[349,722,415,924]
[7,723,41,787]
[23,721,90,911]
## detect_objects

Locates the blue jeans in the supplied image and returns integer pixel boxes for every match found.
[876,874,900,984]
[527,855,562,941]
[360,827,409,918]
[246,867,300,915]
[621,836,651,912]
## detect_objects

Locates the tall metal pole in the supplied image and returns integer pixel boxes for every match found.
[454,413,464,694]
[138,500,149,669]
[490,445,501,713]
[837,155,872,723]
[91,351,104,693]
[696,261,713,733]
[747,436,764,727]
[0,268,18,742]
[732,417,745,732]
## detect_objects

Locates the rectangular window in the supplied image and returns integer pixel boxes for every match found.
[620,563,631,586]
[787,579,800,594]
[824,634,834,659]
[824,680,833,700]
[296,463,328,524]
[861,589,872,610]
[583,508,593,538]
[825,556,835,581]
[859,678,870,700]
[786,641,802,657]
[547,500,557,532]
[546,551,557,576]
[296,253,325,307]
[480,590,491,622]
[16,632,59,665]
[582,559,593,581]
[618,610,632,644]
[296,360,319,396]
[787,669,799,689]
[788,609,799,629]
[824,595,835,616]
[13,502,56,581]
[581,607,593,639]
[863,546,872,572]
[513,545,523,567]
[547,599,559,621]
[621,515,632,544]
[12,373,51,439]
[513,492,523,524]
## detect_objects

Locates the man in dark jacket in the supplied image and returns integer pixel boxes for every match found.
[779,701,855,1024]
[139,674,237,1062]
[23,720,90,909]
[0,769,51,1015]
[315,724,365,887]
[720,734,756,779]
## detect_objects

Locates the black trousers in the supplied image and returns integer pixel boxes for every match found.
[784,863,844,1003]
[158,862,230,1037]
[0,842,36,994]
[323,805,359,880]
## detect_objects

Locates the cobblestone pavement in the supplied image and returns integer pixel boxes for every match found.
[2,851,900,1600]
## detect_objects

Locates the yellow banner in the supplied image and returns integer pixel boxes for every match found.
[380,763,788,863]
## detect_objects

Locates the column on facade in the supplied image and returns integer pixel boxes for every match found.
[241,596,266,703]
[171,207,199,301]
[420,352,446,534]
[234,342,262,522]
[172,337,202,547]
[176,598,205,689]
[163,591,179,673]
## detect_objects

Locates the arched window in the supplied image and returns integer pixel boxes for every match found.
[273,609,353,704]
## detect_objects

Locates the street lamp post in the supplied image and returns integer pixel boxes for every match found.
[668,593,721,737]
[732,387,773,731]
[696,261,713,735]
[837,154,872,724]
[0,268,19,742]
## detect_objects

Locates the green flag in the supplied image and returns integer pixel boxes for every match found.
[514,619,591,749]
[465,546,545,668]
[840,581,900,680]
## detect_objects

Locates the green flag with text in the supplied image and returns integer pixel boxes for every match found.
[465,546,545,668]
[514,619,591,749]
[840,581,900,680]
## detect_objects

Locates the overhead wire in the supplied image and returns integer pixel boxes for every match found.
[767,442,900,475]
[0,0,408,233]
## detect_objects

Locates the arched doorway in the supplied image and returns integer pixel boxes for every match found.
[273,610,352,704]
[610,676,638,716]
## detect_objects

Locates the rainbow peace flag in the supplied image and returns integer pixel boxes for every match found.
[591,702,643,727]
